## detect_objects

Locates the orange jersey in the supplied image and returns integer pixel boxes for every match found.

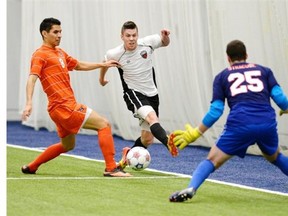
[30,45,78,112]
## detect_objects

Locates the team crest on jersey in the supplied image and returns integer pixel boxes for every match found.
[58,58,65,68]
[140,50,148,59]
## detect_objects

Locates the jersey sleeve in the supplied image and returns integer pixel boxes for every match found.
[30,53,45,78]
[60,49,78,71]
[211,72,226,103]
[265,67,279,92]
[140,34,162,50]
[105,50,114,61]
[105,45,124,61]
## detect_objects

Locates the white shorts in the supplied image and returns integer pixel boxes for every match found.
[80,106,93,129]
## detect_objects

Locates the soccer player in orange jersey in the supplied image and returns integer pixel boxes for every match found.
[21,17,131,177]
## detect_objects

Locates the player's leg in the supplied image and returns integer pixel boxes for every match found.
[118,90,145,164]
[143,94,176,155]
[144,110,178,157]
[273,152,288,175]
[83,109,131,177]
[83,109,116,171]
[169,145,231,202]
[132,119,154,149]
[187,127,248,192]
[22,134,74,174]
[190,144,231,188]
[257,123,288,176]
[147,111,167,145]
[21,106,76,174]
[258,140,288,176]
[117,121,153,170]
[133,110,178,157]
[132,125,154,149]
[132,137,146,148]
[263,150,288,176]
[140,130,154,147]
[170,126,244,202]
[123,90,178,156]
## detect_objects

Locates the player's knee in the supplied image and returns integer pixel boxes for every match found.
[61,134,76,151]
[207,157,224,169]
[63,143,75,151]
[101,118,111,128]
[263,151,278,163]
[95,117,111,131]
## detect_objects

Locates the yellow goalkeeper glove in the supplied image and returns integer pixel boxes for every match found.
[173,124,202,150]
[279,110,288,116]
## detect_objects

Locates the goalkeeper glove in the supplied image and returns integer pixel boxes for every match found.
[173,124,202,150]
[279,110,288,116]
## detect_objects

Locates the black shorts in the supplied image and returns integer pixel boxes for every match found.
[123,89,159,116]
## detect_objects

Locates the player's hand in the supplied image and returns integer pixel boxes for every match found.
[161,29,170,37]
[22,104,32,121]
[103,60,121,68]
[279,109,288,116]
[173,124,202,150]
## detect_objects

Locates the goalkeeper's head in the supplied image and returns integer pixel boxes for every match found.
[226,40,247,63]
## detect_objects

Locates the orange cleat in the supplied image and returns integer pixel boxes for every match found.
[167,134,179,157]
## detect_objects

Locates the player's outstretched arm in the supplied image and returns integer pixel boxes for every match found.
[75,59,120,71]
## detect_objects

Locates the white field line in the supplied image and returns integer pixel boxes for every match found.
[7,144,288,197]
[7,176,183,180]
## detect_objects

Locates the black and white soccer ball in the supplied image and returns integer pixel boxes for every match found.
[127,147,151,171]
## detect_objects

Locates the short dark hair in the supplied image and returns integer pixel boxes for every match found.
[226,40,247,61]
[121,21,138,34]
[39,17,61,36]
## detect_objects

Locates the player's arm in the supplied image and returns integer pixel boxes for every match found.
[160,29,170,47]
[173,100,224,150]
[270,85,288,116]
[22,74,38,121]
[74,59,120,71]
[99,63,109,86]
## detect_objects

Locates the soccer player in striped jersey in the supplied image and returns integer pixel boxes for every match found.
[21,17,131,177]
[170,40,288,202]
[99,21,178,170]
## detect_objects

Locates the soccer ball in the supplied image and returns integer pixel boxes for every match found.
[126,147,151,171]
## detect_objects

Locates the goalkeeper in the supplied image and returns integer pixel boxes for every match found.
[169,40,288,202]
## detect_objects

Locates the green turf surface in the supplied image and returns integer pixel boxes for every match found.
[7,146,288,216]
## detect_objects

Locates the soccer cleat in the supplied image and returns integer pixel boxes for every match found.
[21,165,36,174]
[169,187,196,202]
[117,147,131,170]
[167,134,179,157]
[103,168,132,177]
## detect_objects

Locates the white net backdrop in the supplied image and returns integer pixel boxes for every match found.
[18,0,288,155]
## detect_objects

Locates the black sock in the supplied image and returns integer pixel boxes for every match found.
[150,123,168,147]
[132,137,147,149]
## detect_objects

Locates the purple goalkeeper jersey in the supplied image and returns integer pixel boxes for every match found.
[212,62,278,126]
